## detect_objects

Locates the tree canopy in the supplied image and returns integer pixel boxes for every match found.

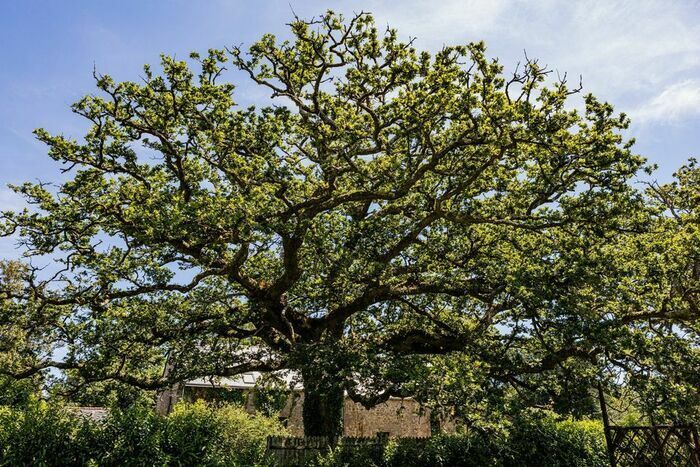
[1,11,697,435]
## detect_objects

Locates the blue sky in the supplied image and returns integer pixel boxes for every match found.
[1,0,699,258]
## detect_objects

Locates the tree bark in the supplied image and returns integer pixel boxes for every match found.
[155,356,182,415]
[301,366,344,437]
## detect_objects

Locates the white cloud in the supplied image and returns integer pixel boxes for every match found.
[632,80,700,124]
[354,0,700,110]
[555,1,700,98]
[367,0,509,41]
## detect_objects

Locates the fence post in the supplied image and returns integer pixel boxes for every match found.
[598,383,616,467]
[691,427,700,467]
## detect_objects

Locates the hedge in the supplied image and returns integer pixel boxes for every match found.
[0,403,607,466]
[311,410,607,467]
[0,400,287,466]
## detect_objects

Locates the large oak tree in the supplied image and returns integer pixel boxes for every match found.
[4,12,695,435]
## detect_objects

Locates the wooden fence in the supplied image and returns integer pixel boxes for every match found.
[605,425,700,467]
[599,384,700,466]
[266,433,395,465]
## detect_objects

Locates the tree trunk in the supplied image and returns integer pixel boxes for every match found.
[155,356,182,415]
[301,366,345,437]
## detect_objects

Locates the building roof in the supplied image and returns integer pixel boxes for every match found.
[185,371,413,402]
[186,370,302,390]
[69,406,110,422]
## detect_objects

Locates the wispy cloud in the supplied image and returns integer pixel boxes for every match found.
[362,0,700,111]
[632,80,700,124]
[367,0,509,41]
[556,1,700,99]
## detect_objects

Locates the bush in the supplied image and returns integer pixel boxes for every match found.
[507,410,607,467]
[0,402,606,466]
[312,411,606,467]
[162,401,224,465]
[96,404,167,466]
[0,400,287,467]
[163,401,287,466]
[216,403,289,464]
[383,432,507,467]
[0,375,42,407]
[0,400,98,466]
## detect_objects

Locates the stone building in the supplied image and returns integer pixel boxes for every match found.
[158,372,433,437]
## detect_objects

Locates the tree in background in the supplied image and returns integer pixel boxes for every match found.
[0,11,696,435]
[610,160,700,423]
[0,260,45,406]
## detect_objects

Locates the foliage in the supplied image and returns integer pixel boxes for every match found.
[160,401,288,466]
[0,400,608,467]
[505,410,606,467]
[0,400,98,466]
[96,404,167,466]
[182,385,249,406]
[308,410,606,467]
[52,377,156,410]
[254,386,292,418]
[0,9,698,435]
[0,375,41,407]
[0,400,287,466]
[381,433,506,467]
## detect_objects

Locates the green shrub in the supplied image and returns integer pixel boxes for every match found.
[163,401,287,466]
[96,404,167,466]
[0,375,42,407]
[0,400,287,467]
[162,401,225,465]
[303,434,501,467]
[0,400,97,466]
[507,410,607,467]
[0,401,606,467]
[382,433,508,467]
[311,411,606,467]
[213,403,288,465]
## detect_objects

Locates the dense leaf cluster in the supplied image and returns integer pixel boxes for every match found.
[0,400,287,466]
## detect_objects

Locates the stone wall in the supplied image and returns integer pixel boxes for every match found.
[182,385,433,437]
[283,393,431,437]
[343,397,431,437]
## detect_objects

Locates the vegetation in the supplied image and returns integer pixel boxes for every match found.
[0,400,287,466]
[0,400,607,467]
[379,411,605,467]
[0,9,698,440]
